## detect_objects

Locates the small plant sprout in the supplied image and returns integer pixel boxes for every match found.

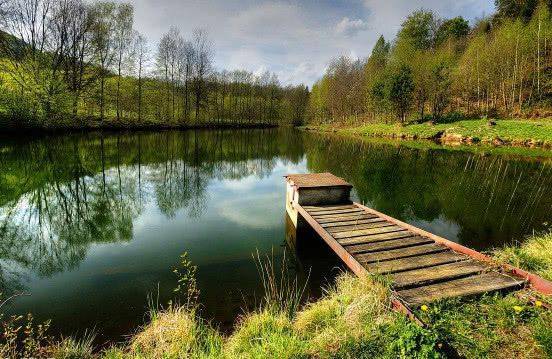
[173,252,199,309]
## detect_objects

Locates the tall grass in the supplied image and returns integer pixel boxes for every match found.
[493,231,552,281]
[253,250,310,318]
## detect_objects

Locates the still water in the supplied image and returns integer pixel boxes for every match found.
[0,128,551,343]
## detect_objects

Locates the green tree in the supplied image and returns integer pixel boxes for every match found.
[397,10,438,50]
[435,17,470,47]
[387,65,414,122]
[495,0,538,21]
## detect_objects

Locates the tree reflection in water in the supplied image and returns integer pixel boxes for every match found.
[0,129,303,294]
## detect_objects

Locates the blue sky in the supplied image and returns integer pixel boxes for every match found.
[128,0,495,86]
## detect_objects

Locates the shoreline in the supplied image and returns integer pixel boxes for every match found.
[300,119,552,150]
[0,119,278,135]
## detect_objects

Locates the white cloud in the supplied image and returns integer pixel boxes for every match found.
[335,17,370,37]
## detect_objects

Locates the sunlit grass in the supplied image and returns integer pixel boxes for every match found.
[493,231,552,281]
[13,233,552,358]
[305,118,552,149]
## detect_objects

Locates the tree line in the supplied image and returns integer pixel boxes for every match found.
[0,0,308,128]
[308,0,552,124]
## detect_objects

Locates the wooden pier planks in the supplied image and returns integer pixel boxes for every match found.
[300,203,527,307]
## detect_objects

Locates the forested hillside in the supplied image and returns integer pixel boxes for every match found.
[0,0,309,129]
[308,0,552,125]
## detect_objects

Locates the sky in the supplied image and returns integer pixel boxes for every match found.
[125,0,495,86]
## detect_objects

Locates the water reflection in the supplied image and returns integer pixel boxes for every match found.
[304,134,552,249]
[0,129,550,342]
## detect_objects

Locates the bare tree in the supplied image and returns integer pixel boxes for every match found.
[180,40,194,121]
[90,1,117,120]
[191,29,212,121]
[114,3,133,121]
[61,0,95,118]
[133,32,148,122]
[157,27,181,121]
[0,0,71,117]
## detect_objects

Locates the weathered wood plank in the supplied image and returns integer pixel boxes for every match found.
[311,209,366,217]
[355,243,447,264]
[312,210,366,219]
[316,214,377,224]
[333,225,405,239]
[345,236,434,254]
[362,251,468,275]
[397,272,526,306]
[339,230,413,245]
[391,261,487,289]
[321,217,386,228]
[303,204,356,212]
[327,221,395,233]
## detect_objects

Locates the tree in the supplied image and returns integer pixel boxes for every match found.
[435,17,470,47]
[90,1,117,120]
[61,0,95,118]
[180,40,194,121]
[387,65,414,122]
[156,27,181,121]
[114,3,133,121]
[0,0,76,119]
[430,57,452,118]
[365,35,390,118]
[191,29,212,121]
[133,32,148,122]
[495,0,538,21]
[397,10,439,50]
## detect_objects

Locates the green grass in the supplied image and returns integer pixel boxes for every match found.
[20,232,552,358]
[304,118,552,149]
[85,271,551,358]
[417,295,552,358]
[493,231,552,282]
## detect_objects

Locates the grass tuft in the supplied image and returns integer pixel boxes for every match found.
[129,306,222,359]
[493,231,552,281]
[51,332,96,359]
[225,310,306,358]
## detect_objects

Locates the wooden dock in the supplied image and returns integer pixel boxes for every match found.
[285,173,552,310]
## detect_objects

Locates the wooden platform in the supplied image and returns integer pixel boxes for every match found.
[297,202,527,307]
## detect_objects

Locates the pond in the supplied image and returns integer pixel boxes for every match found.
[0,128,551,344]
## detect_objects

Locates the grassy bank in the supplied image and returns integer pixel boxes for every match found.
[303,119,552,149]
[6,232,552,358]
[494,231,552,282]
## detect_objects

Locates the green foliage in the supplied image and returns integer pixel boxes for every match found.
[397,10,439,51]
[385,320,442,359]
[495,0,540,21]
[308,3,552,125]
[418,294,552,358]
[435,17,470,46]
[387,65,414,122]
[172,252,200,309]
[0,0,307,129]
